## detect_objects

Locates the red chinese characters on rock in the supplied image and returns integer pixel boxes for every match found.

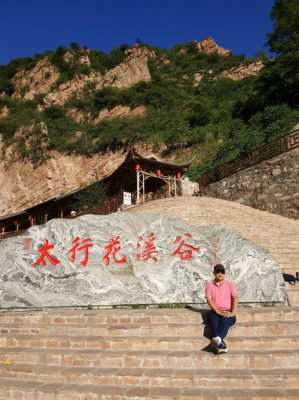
[136,233,158,262]
[103,236,127,266]
[33,240,60,267]
[171,233,200,261]
[31,232,201,269]
[68,237,94,267]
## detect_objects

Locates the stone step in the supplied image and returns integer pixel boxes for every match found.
[0,378,299,400]
[1,365,299,389]
[1,319,298,337]
[1,334,298,351]
[1,306,299,325]
[1,348,298,369]
[288,288,299,306]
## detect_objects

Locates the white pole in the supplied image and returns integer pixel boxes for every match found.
[142,173,145,203]
[137,170,140,204]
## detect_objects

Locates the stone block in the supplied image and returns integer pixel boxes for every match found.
[0,213,286,307]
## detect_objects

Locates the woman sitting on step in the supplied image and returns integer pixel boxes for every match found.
[205,264,238,354]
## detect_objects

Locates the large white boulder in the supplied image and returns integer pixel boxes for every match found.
[0,213,286,308]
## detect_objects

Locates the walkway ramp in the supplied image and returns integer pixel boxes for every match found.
[128,196,299,305]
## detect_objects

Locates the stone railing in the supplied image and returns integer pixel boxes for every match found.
[198,129,299,188]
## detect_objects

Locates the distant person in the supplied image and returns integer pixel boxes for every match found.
[205,264,238,354]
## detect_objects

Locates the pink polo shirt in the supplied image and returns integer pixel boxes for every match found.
[205,280,237,311]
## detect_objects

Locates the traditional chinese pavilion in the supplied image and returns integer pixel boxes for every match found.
[0,149,191,235]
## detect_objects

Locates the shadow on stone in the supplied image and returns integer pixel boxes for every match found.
[185,305,216,353]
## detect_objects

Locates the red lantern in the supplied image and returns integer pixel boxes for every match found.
[156,169,161,177]
[135,164,141,172]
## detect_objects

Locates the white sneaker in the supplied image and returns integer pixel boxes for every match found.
[211,336,221,348]
[217,341,228,354]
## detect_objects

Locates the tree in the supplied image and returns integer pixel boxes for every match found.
[258,0,299,107]
[267,0,299,55]
[71,182,107,213]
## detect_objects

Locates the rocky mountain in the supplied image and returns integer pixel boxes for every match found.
[0,36,297,219]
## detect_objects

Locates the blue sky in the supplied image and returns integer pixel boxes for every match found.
[0,0,275,65]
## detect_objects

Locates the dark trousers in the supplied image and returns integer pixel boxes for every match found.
[208,310,236,340]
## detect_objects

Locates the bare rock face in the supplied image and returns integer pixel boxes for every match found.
[43,46,155,107]
[124,45,156,61]
[67,105,146,124]
[43,72,95,107]
[0,149,127,218]
[194,37,230,57]
[0,213,286,308]
[193,72,204,86]
[12,58,60,100]
[221,60,264,80]
[0,105,9,120]
[95,105,146,123]
[0,141,168,219]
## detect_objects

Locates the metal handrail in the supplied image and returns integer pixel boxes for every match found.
[198,129,299,187]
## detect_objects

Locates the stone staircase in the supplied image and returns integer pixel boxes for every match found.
[1,196,298,399]
[0,306,299,399]
[128,196,299,305]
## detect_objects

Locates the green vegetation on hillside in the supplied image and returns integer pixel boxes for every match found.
[0,0,298,175]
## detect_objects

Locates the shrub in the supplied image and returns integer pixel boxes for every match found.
[71,182,107,212]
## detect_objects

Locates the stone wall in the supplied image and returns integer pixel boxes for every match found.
[201,148,299,219]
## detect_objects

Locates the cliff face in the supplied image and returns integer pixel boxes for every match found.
[0,142,166,218]
[0,46,156,218]
[221,60,264,80]
[0,40,267,219]
[194,37,231,56]
[12,58,60,100]
[12,47,155,107]
[0,147,127,217]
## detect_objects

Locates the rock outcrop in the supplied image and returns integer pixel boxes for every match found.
[94,105,146,123]
[0,105,9,120]
[221,60,264,80]
[0,143,168,219]
[12,58,60,100]
[0,213,286,307]
[0,148,127,218]
[66,105,146,124]
[43,46,155,107]
[194,37,230,57]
